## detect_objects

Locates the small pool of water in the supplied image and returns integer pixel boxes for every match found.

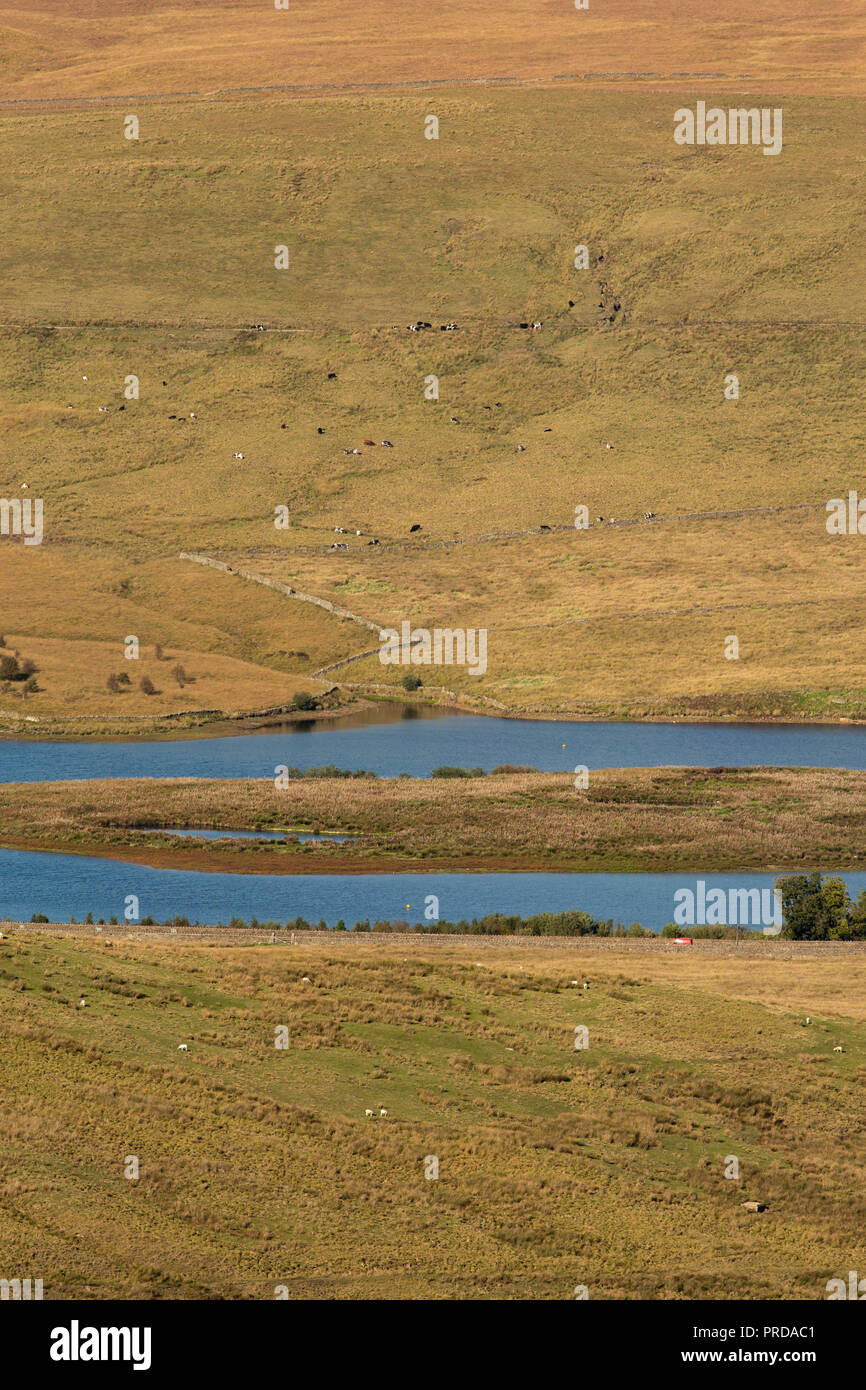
[140,828,356,843]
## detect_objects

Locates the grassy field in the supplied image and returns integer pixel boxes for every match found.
[0,928,863,1299]
[1,1,863,102]
[4,766,866,873]
[1,27,865,728]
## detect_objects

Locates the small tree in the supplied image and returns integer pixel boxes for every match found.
[139,675,156,695]
[401,672,422,691]
[154,643,163,661]
[0,655,19,681]
[172,663,188,687]
[294,690,317,711]
[107,674,121,693]
[23,675,39,694]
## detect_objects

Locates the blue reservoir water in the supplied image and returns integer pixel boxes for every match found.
[3,848,863,932]
[4,710,866,782]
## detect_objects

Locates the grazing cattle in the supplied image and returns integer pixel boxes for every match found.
[596,516,604,522]
[330,542,348,550]
[355,530,362,536]
[379,1107,389,1117]
[365,1109,375,1118]
[189,412,196,420]
[605,443,613,449]
[494,401,502,407]
[118,405,125,411]
[362,439,375,446]
[583,981,590,990]
[282,424,287,429]
[516,444,525,451]
[833,1045,844,1052]
[381,440,393,447]
[539,524,551,532]
[613,303,621,312]
[366,538,380,545]
[233,452,244,460]
[79,997,87,1008]
[531,322,542,330]
[450,417,459,424]
[328,372,337,379]
[162,380,167,386]
[317,427,325,434]
[568,299,575,307]
[409,523,422,532]
[351,448,362,455]
[519,322,529,329]
[178,1043,188,1052]
[334,526,347,533]
[169,414,176,419]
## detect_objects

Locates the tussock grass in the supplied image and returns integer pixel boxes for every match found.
[1,91,866,722]
[0,931,862,1299]
[4,766,866,873]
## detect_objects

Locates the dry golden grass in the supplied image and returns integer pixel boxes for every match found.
[0,630,330,728]
[3,766,866,873]
[0,929,863,1299]
[2,85,865,723]
[0,1,863,101]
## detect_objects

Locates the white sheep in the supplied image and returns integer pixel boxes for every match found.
[833,1045,843,1053]
[365,1108,375,1118]
[78,997,87,1008]
[301,975,311,983]
[379,1107,389,1118]
[178,1043,189,1052]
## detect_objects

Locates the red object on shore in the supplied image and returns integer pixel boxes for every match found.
[673,937,693,945]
